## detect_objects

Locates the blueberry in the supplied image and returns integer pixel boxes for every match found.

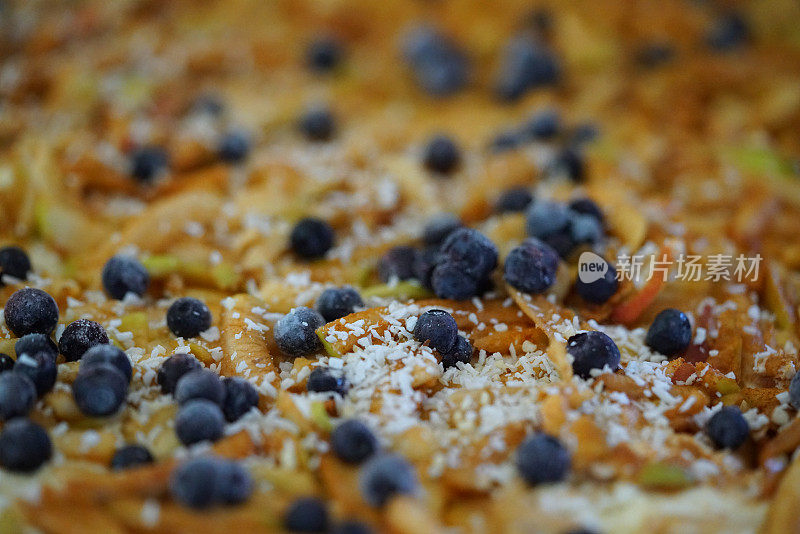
[215,460,253,504]
[495,187,534,214]
[72,363,128,417]
[284,497,329,533]
[81,344,133,383]
[430,262,481,300]
[110,444,154,470]
[359,454,417,507]
[290,217,335,260]
[549,149,584,182]
[438,228,498,281]
[526,200,570,239]
[0,372,37,420]
[504,239,560,294]
[130,146,169,183]
[567,198,604,227]
[299,107,335,141]
[516,433,571,485]
[0,418,52,473]
[331,420,378,464]
[58,319,110,362]
[274,307,325,357]
[307,36,343,73]
[175,399,225,446]
[413,309,458,354]
[175,369,225,406]
[101,255,150,300]
[0,354,13,373]
[567,331,621,379]
[15,333,58,360]
[167,297,212,338]
[575,258,618,304]
[306,366,348,396]
[0,246,31,281]
[222,376,259,422]
[217,130,250,164]
[157,353,203,394]
[568,122,600,148]
[541,227,577,259]
[423,135,460,175]
[705,406,749,449]
[523,109,560,140]
[403,27,469,97]
[332,521,374,534]
[645,308,692,357]
[494,36,560,102]
[13,351,57,397]
[789,372,800,410]
[170,456,221,509]
[4,287,59,337]
[422,214,462,247]
[412,247,438,289]
[568,212,603,244]
[378,246,419,283]
[706,12,749,52]
[489,130,523,153]
[441,335,472,369]
[316,286,363,322]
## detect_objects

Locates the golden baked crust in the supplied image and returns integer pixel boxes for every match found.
[0,0,799,532]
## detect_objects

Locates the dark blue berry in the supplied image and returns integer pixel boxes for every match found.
[575,258,618,304]
[789,372,800,410]
[548,149,585,182]
[526,200,570,239]
[705,406,749,449]
[516,433,571,485]
[489,130,523,153]
[274,307,325,357]
[567,331,621,379]
[4,287,59,337]
[222,376,259,422]
[102,255,150,300]
[332,521,374,534]
[0,354,13,373]
[569,211,603,244]
[423,135,460,175]
[378,246,419,283]
[412,247,438,289]
[413,309,458,353]
[217,130,250,164]
[569,122,600,147]
[170,456,221,509]
[284,497,329,533]
[306,366,348,396]
[441,335,472,369]
[215,460,253,504]
[175,399,225,445]
[0,246,31,282]
[403,27,469,97]
[81,344,133,383]
[331,420,378,464]
[110,444,154,470]
[430,262,481,300]
[645,308,692,357]
[13,351,57,397]
[0,418,51,472]
[15,333,58,360]
[290,217,335,260]
[299,107,335,141]
[504,239,559,294]
[58,319,109,362]
[523,109,560,140]
[157,353,202,394]
[130,146,169,183]
[567,198,604,227]
[495,187,534,214]
[307,36,343,73]
[438,228,498,281]
[706,12,749,52]
[359,454,417,507]
[175,369,225,406]
[0,372,37,420]
[541,227,577,259]
[167,297,212,338]
[72,363,128,417]
[494,36,560,102]
[316,286,363,322]
[422,214,462,247]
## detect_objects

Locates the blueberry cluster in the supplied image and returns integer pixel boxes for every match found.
[494,35,560,102]
[170,456,253,509]
[525,197,605,259]
[430,228,498,300]
[413,310,473,369]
